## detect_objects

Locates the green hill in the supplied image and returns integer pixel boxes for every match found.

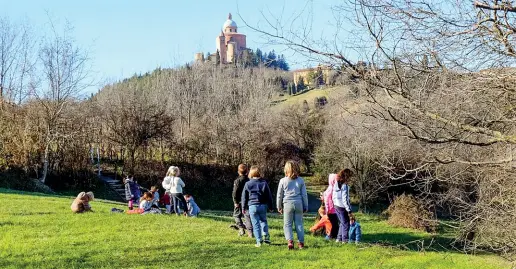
[0,189,511,268]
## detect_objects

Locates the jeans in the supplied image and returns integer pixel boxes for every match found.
[283,201,305,243]
[233,205,253,233]
[335,206,350,242]
[328,213,339,239]
[249,204,269,243]
[170,193,187,215]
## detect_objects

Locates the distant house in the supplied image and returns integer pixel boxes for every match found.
[292,65,333,89]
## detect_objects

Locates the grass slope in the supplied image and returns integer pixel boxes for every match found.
[0,189,511,269]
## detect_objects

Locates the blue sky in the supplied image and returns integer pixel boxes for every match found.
[3,0,343,92]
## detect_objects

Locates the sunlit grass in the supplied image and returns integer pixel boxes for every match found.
[0,189,511,268]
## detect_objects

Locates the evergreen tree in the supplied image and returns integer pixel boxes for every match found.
[205,52,211,61]
[255,49,263,65]
[277,54,289,71]
[266,50,277,68]
[215,49,221,65]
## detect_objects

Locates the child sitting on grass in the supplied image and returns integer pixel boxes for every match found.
[126,192,153,215]
[71,192,94,213]
[348,215,362,244]
[149,186,160,208]
[184,194,200,217]
[310,205,332,240]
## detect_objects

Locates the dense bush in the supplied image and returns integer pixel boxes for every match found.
[386,194,437,233]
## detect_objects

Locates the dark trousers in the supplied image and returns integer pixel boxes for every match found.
[233,206,253,233]
[170,193,187,215]
[335,206,350,242]
[328,213,339,239]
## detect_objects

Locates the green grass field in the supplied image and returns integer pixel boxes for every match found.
[0,189,511,269]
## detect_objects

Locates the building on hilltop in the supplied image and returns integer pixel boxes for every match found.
[292,65,333,89]
[195,13,248,64]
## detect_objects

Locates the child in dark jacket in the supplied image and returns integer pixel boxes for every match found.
[348,215,362,244]
[124,175,140,210]
[231,164,253,237]
[241,165,273,247]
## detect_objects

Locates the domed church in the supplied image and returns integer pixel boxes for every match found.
[195,13,248,64]
[216,13,247,64]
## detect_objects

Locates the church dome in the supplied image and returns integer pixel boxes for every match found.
[223,13,237,29]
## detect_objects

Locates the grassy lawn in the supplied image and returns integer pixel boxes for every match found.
[0,189,512,269]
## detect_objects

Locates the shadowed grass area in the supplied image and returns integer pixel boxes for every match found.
[0,188,512,268]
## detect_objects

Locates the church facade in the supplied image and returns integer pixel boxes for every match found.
[195,13,247,64]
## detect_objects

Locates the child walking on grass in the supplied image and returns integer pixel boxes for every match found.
[241,165,273,247]
[231,164,253,237]
[71,192,94,213]
[277,160,308,250]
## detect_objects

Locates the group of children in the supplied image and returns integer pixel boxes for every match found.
[230,162,362,249]
[122,170,200,216]
[71,161,361,249]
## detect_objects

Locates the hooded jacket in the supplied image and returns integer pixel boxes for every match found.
[323,174,337,214]
[71,192,93,213]
[332,181,352,213]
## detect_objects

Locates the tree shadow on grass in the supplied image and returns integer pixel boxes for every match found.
[361,232,457,252]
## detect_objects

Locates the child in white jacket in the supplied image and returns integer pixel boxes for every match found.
[332,169,354,243]
[162,166,187,215]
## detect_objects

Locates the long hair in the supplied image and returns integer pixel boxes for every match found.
[284,160,300,179]
[166,166,180,177]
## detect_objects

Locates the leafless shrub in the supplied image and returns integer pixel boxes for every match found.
[386,194,437,233]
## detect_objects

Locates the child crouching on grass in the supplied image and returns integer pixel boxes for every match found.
[71,192,94,213]
[310,205,332,240]
[126,192,155,214]
[184,194,200,217]
[348,215,362,244]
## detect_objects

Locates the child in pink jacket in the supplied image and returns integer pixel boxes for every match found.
[323,174,339,239]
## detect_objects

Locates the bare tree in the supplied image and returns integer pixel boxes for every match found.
[35,20,90,183]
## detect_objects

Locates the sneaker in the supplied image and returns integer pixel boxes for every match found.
[263,234,271,244]
[324,235,330,240]
[336,239,342,243]
[255,242,262,248]
[238,228,245,236]
[288,240,294,250]
[298,242,305,249]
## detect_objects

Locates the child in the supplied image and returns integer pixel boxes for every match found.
[162,166,187,216]
[241,165,273,247]
[126,192,153,215]
[348,215,362,244]
[231,164,253,237]
[332,169,354,243]
[71,192,94,213]
[149,186,160,208]
[184,194,200,217]
[124,175,140,210]
[310,206,332,240]
[277,160,308,250]
[160,192,171,213]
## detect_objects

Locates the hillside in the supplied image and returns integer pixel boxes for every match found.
[0,189,511,268]
[273,86,347,108]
